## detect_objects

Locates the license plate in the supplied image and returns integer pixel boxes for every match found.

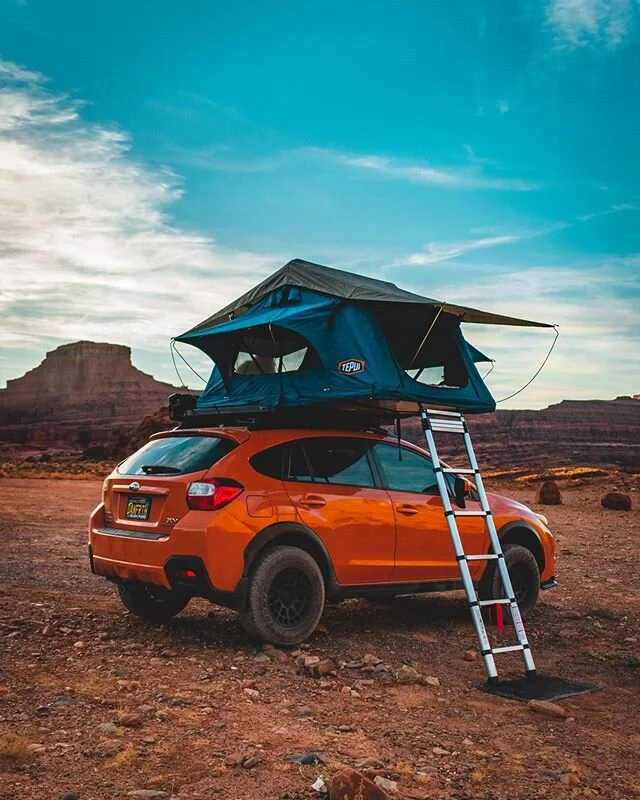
[125,495,151,521]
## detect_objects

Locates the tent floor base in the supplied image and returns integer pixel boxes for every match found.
[476,674,598,702]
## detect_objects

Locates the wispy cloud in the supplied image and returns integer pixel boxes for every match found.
[393,236,520,267]
[546,0,637,49]
[0,58,279,386]
[392,204,636,267]
[496,100,510,114]
[312,148,540,192]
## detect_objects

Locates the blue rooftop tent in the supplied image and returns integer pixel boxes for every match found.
[173,259,551,422]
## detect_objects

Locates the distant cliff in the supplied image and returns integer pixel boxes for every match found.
[402,396,640,471]
[0,341,638,469]
[0,341,179,452]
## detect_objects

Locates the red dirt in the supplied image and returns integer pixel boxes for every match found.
[0,477,639,799]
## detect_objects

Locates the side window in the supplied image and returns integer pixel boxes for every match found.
[373,443,439,495]
[250,443,288,480]
[302,437,375,488]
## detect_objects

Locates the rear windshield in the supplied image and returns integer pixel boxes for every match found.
[117,436,236,476]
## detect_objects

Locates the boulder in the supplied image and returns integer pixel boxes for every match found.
[601,492,632,511]
[330,768,391,800]
[537,480,562,505]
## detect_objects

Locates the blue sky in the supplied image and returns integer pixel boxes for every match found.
[0,0,638,407]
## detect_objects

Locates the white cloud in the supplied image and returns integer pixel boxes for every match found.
[0,58,280,387]
[546,0,637,48]
[497,100,510,114]
[393,236,520,267]
[398,260,640,407]
[313,149,539,192]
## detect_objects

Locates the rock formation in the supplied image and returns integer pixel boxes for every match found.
[0,342,180,453]
[402,395,640,471]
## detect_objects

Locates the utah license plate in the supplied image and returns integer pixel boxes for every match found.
[125,495,151,521]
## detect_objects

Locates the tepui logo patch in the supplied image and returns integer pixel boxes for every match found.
[338,358,365,375]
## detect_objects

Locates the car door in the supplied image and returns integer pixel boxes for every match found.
[371,442,487,582]
[283,436,396,585]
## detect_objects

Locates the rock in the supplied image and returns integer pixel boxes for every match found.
[97,722,118,735]
[253,653,271,663]
[73,641,84,649]
[268,648,289,663]
[528,700,568,718]
[330,768,392,800]
[464,649,477,661]
[295,706,314,717]
[127,792,168,799]
[118,712,143,728]
[395,665,420,684]
[362,654,382,666]
[224,753,243,767]
[601,492,632,511]
[559,773,581,786]
[432,747,450,756]
[243,688,260,700]
[303,655,321,671]
[537,480,562,505]
[137,704,155,716]
[59,794,79,800]
[241,755,260,768]
[315,658,336,676]
[42,625,55,637]
[287,752,326,765]
[356,757,386,770]
[374,776,397,793]
[424,676,440,687]
[95,739,123,757]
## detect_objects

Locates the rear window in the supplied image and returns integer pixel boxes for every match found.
[117,436,236,476]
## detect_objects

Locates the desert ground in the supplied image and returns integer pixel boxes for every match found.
[0,476,638,800]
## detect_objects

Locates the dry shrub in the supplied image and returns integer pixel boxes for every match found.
[0,732,32,759]
[110,743,138,768]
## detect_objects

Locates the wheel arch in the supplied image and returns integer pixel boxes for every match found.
[243,522,339,596]
[498,521,545,574]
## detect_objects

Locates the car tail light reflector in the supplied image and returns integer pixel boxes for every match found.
[186,478,243,511]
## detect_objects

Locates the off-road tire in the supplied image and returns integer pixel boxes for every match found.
[239,546,325,646]
[478,543,540,620]
[117,582,189,623]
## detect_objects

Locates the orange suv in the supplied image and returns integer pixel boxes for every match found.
[89,427,556,645]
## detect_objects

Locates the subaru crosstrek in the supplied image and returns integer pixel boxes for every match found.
[88,427,556,645]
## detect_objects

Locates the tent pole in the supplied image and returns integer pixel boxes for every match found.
[408,305,445,371]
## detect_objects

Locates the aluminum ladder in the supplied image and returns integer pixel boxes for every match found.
[420,407,537,685]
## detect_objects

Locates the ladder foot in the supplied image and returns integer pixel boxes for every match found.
[525,669,537,681]
[487,676,500,686]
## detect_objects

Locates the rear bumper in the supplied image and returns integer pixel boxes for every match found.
[88,504,250,610]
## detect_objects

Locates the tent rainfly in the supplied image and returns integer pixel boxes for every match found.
[175,259,552,416]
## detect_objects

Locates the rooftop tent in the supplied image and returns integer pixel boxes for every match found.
[175,259,552,416]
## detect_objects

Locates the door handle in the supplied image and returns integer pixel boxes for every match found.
[299,494,327,508]
[396,504,418,516]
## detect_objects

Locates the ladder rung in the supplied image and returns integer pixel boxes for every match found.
[478,598,511,607]
[491,645,525,655]
[426,409,463,418]
[466,554,499,561]
[430,420,465,429]
[453,510,487,516]
[442,468,475,474]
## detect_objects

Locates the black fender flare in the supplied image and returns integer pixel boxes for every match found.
[242,521,340,598]
[495,520,546,574]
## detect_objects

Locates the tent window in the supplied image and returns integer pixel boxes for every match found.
[230,325,320,376]
[405,362,467,388]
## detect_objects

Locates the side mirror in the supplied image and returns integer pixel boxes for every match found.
[454,476,467,508]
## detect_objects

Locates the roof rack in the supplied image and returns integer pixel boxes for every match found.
[169,394,398,433]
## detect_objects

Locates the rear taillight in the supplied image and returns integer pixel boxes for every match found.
[186,478,243,511]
